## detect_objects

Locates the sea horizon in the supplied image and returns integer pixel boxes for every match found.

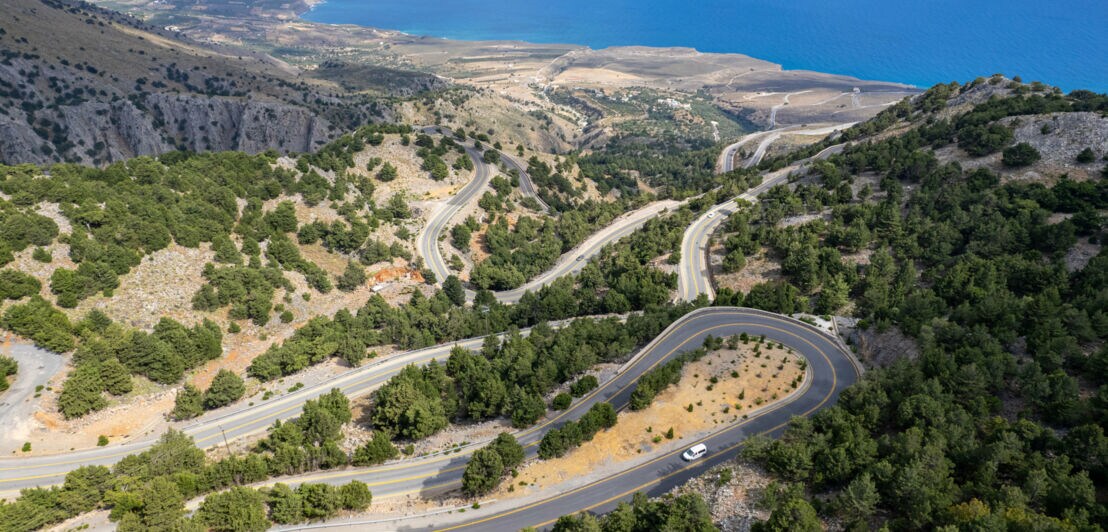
[302,0,1108,93]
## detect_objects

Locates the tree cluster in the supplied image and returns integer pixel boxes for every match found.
[461,433,524,497]
[171,369,245,420]
[629,343,713,411]
[732,87,1108,530]
[58,315,221,418]
[0,269,41,300]
[370,312,677,441]
[469,198,626,290]
[0,355,16,393]
[550,492,716,532]
[537,402,617,459]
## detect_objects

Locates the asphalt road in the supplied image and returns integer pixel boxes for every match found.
[0,333,495,494]
[716,130,776,173]
[500,152,550,212]
[681,126,852,301]
[418,126,547,212]
[490,200,681,304]
[268,307,859,531]
[415,140,495,288]
[414,133,682,305]
[0,315,609,494]
[0,124,860,531]
[0,307,855,532]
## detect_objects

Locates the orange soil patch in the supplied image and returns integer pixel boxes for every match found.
[468,230,491,264]
[500,343,805,496]
[190,347,248,389]
[78,393,177,447]
[33,411,60,430]
[372,266,422,284]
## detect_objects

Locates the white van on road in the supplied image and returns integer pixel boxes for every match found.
[682,443,707,461]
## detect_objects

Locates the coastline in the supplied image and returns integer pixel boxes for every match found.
[292,2,918,90]
[292,0,1104,93]
[299,0,326,16]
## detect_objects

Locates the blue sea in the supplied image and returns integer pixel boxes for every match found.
[302,0,1108,93]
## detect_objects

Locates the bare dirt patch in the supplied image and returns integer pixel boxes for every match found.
[499,343,805,497]
[713,248,782,294]
[75,243,214,329]
[34,202,73,235]
[8,243,75,300]
[1066,238,1102,273]
[670,460,777,532]
[349,135,465,201]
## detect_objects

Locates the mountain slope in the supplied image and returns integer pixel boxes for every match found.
[0,0,422,165]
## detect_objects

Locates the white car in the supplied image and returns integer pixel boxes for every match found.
[707,212,716,219]
[682,443,707,461]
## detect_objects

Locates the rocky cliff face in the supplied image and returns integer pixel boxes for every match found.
[0,0,409,166]
[0,92,341,165]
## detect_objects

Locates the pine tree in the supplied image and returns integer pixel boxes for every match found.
[99,358,133,395]
[203,369,245,410]
[443,275,466,306]
[336,261,366,292]
[172,384,204,420]
[352,431,399,466]
[196,486,268,532]
[461,447,504,497]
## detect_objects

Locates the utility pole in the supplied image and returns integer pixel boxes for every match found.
[220,425,238,486]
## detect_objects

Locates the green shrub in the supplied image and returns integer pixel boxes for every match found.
[0,355,16,392]
[0,269,41,300]
[1,296,74,352]
[31,247,52,263]
[196,486,268,532]
[1002,142,1042,167]
[339,480,372,511]
[461,433,524,497]
[336,261,366,292]
[203,369,245,409]
[538,402,618,459]
[58,362,107,419]
[172,384,204,420]
[352,431,399,466]
[569,375,599,397]
[630,348,708,410]
[551,392,572,410]
[461,447,504,497]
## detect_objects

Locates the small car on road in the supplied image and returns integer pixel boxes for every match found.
[682,443,708,461]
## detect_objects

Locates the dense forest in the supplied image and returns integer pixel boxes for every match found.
[577,140,722,199]
[468,197,631,290]
[702,82,1108,530]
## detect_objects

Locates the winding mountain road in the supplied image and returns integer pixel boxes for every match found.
[0,125,865,531]
[501,152,550,212]
[415,129,683,304]
[268,307,859,531]
[415,141,495,286]
[0,307,857,532]
[681,126,852,301]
